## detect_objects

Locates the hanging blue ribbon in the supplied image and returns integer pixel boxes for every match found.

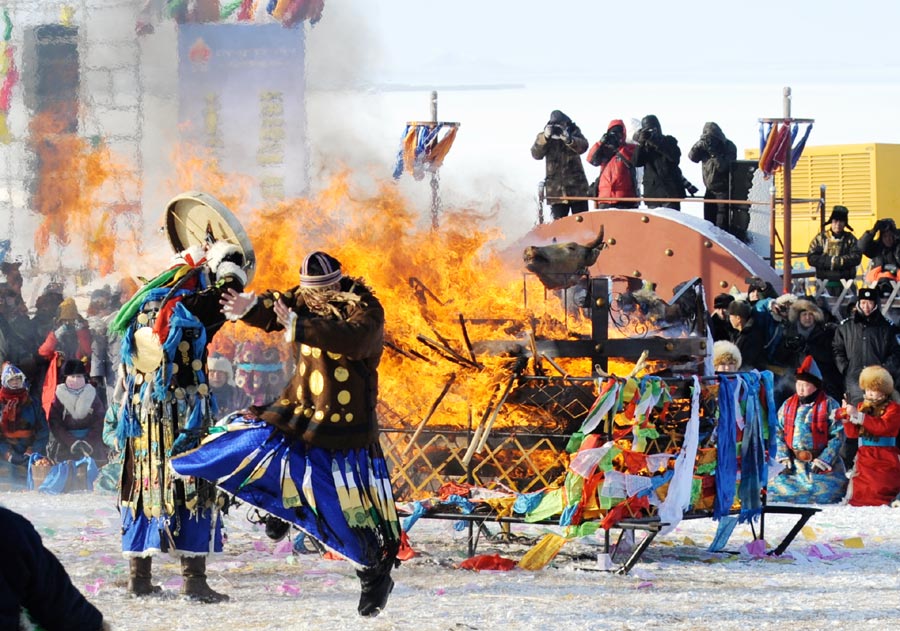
[392,124,411,179]
[790,123,813,169]
[714,375,738,520]
[759,122,772,154]
[738,372,766,523]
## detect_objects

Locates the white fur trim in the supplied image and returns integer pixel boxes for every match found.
[214,261,246,285]
[205,241,242,273]
[284,310,298,343]
[54,383,97,419]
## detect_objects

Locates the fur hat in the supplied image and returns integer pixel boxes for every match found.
[207,355,235,386]
[713,340,742,370]
[858,287,879,304]
[62,359,87,377]
[789,298,824,324]
[859,365,893,395]
[57,297,79,321]
[826,205,853,231]
[796,355,823,387]
[300,251,342,289]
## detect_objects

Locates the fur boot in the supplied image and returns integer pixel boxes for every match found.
[127,557,161,596]
[180,556,229,603]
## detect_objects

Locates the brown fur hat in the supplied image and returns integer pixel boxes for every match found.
[789,298,824,324]
[713,340,742,370]
[859,365,894,395]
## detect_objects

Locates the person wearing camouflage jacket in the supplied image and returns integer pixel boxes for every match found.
[807,205,861,294]
[531,109,590,221]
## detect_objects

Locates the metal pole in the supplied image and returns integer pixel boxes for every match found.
[782,87,793,295]
[769,185,777,266]
[430,91,440,230]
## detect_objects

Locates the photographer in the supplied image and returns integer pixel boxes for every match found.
[858,217,900,293]
[586,119,637,209]
[688,122,737,232]
[531,110,590,220]
[632,114,687,210]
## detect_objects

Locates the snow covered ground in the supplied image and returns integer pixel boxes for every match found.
[3,490,899,631]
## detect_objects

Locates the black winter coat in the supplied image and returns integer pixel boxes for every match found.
[633,132,685,200]
[688,122,737,195]
[0,506,104,630]
[833,309,900,403]
[730,316,768,371]
[857,229,900,270]
[774,322,843,400]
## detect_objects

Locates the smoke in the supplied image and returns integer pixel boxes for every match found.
[305,0,380,91]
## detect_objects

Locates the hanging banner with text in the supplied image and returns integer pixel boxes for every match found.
[177,23,308,202]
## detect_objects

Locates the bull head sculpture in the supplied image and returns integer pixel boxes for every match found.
[523,226,607,290]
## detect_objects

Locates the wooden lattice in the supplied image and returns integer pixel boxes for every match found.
[380,376,596,501]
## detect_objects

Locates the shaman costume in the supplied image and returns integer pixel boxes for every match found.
[842,365,900,506]
[111,241,246,601]
[172,251,401,617]
[768,357,846,504]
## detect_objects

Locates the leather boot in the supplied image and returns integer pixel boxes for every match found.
[127,557,161,596]
[180,556,229,603]
[356,559,395,617]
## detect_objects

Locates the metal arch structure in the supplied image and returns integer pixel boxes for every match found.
[516,208,781,302]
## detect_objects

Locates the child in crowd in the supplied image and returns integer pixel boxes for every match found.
[47,360,107,465]
[768,356,846,504]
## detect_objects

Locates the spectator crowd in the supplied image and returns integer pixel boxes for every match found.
[0,273,289,490]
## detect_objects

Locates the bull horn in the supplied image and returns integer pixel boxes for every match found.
[585,225,606,250]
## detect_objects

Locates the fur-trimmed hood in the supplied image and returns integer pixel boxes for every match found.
[789,298,825,324]
[769,294,797,322]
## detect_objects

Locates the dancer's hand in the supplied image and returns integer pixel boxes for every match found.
[220,288,257,321]
[274,298,297,332]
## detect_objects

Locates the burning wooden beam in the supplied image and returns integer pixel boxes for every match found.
[402,373,457,456]
[416,334,481,370]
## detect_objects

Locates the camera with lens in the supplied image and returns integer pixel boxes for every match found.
[601,130,622,150]
[638,127,658,143]
[550,124,564,137]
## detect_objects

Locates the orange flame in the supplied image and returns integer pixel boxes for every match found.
[28,109,139,275]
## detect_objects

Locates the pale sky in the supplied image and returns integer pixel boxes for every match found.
[304,1,900,239]
[346,0,900,86]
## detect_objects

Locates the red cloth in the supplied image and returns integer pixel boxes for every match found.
[437,481,472,499]
[458,554,517,572]
[600,495,650,530]
[40,352,62,419]
[397,531,416,561]
[843,401,900,506]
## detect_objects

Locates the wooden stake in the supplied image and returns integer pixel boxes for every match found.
[402,373,457,456]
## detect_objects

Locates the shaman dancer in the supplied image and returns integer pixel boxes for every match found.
[172,251,401,616]
[111,239,247,602]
